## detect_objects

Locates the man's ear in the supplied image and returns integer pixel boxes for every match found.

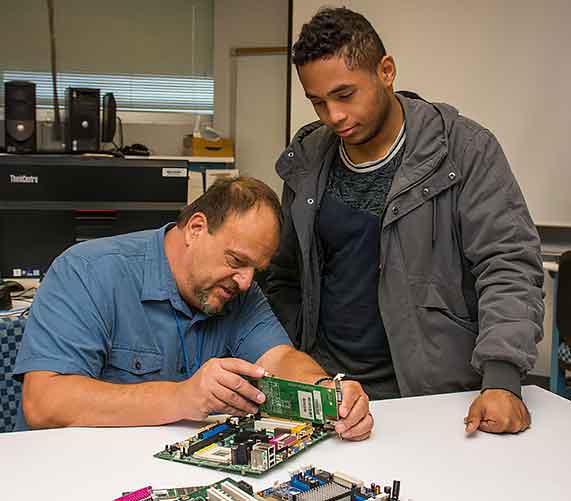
[183,212,209,246]
[377,55,397,88]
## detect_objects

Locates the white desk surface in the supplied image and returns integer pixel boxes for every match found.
[1,386,568,500]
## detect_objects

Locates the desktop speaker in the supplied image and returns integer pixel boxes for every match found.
[4,80,37,153]
[66,87,100,152]
[101,92,117,143]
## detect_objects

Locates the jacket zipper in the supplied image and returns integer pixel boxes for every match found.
[382,152,446,228]
[378,152,446,275]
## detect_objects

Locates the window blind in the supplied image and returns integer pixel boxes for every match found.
[3,70,214,114]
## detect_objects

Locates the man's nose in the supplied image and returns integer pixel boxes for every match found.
[327,102,347,125]
[234,267,255,291]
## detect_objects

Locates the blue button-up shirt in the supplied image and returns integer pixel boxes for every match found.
[13,224,290,431]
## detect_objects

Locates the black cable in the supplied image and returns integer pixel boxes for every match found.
[12,287,37,299]
[117,116,124,150]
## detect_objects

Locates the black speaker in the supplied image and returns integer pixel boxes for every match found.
[4,80,37,153]
[101,92,116,143]
[66,87,100,152]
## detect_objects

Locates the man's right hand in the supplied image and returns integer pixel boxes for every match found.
[177,358,267,421]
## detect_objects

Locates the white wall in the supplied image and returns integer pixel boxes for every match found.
[213,0,289,196]
[234,54,287,196]
[1,0,213,75]
[213,0,289,138]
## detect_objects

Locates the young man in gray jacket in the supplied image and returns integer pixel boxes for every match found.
[266,7,544,434]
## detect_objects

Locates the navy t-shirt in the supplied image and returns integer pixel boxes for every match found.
[315,135,405,400]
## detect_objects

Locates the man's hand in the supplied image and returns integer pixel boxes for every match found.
[464,389,531,434]
[328,380,373,441]
[177,358,267,421]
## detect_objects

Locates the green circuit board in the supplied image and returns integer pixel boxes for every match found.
[154,376,340,476]
[119,477,254,501]
[255,376,339,425]
[154,414,332,476]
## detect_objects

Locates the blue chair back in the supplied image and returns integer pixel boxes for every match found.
[0,317,26,433]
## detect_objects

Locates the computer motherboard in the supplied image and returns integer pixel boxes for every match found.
[115,466,402,501]
[154,376,341,476]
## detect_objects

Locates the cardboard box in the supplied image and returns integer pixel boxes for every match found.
[183,135,234,157]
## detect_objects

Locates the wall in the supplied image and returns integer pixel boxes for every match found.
[213,0,289,138]
[1,0,213,76]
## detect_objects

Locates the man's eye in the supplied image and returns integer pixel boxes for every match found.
[226,255,241,268]
[338,92,353,100]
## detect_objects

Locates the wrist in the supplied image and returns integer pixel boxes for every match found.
[481,360,522,400]
[313,376,334,386]
[173,378,202,422]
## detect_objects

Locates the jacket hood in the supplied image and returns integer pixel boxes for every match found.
[277,93,461,194]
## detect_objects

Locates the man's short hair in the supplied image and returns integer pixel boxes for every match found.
[292,7,386,73]
[177,176,282,234]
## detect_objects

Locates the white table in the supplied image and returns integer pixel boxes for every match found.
[1,386,569,500]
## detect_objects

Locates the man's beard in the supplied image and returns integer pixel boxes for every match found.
[196,288,220,317]
[195,281,239,317]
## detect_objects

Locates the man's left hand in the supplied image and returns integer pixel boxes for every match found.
[464,389,531,434]
[330,380,373,441]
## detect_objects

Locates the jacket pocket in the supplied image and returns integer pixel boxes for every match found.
[412,281,477,336]
[410,281,480,391]
[103,347,163,383]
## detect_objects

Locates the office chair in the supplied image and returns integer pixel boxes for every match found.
[552,250,571,398]
[0,317,26,432]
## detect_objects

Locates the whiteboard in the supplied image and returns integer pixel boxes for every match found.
[291,0,571,227]
[235,54,286,198]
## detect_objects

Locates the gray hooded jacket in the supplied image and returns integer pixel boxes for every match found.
[266,94,544,398]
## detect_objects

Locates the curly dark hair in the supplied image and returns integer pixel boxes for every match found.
[293,7,386,73]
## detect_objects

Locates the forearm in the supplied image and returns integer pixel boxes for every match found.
[257,345,327,384]
[23,371,185,429]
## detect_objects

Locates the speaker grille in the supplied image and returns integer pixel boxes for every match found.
[4,80,37,152]
[66,87,100,152]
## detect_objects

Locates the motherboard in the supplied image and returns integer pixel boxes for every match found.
[114,477,255,501]
[115,466,402,501]
[154,376,341,476]
[154,414,331,476]
[258,466,401,501]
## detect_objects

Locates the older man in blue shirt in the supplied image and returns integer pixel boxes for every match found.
[14,177,372,441]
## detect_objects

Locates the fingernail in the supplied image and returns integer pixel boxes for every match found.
[336,424,345,433]
[256,367,265,377]
[256,392,265,403]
